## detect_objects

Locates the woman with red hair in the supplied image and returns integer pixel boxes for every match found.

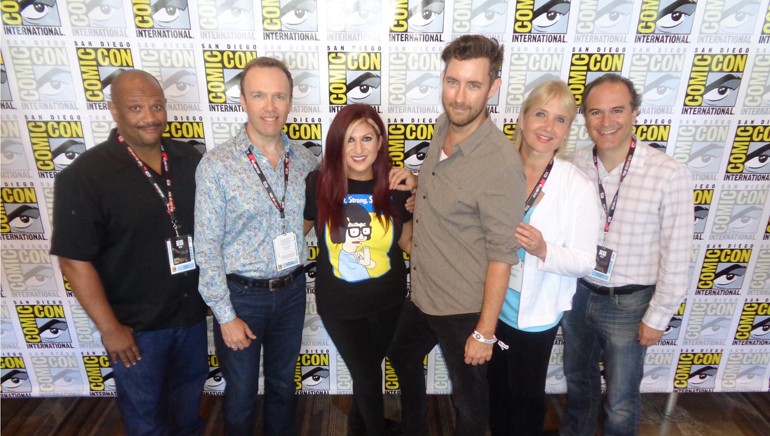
[304,104,413,436]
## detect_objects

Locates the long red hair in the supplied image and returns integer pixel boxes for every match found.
[315,104,397,234]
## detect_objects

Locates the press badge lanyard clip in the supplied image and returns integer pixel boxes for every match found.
[121,134,196,274]
[590,138,636,282]
[245,147,300,271]
[510,157,555,291]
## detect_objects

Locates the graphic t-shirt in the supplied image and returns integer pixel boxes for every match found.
[305,173,412,319]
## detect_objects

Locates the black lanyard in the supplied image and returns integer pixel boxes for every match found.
[592,139,636,235]
[245,147,290,220]
[523,157,554,213]
[121,134,181,236]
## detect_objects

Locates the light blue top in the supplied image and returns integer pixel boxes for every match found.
[499,205,562,332]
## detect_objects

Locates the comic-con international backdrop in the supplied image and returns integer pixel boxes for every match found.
[1,0,769,398]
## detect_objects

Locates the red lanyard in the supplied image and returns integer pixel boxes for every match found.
[120,134,180,236]
[592,139,636,234]
[524,157,554,213]
[245,147,290,220]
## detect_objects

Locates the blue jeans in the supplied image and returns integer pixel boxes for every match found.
[215,271,306,436]
[388,300,489,436]
[111,320,208,436]
[560,281,653,436]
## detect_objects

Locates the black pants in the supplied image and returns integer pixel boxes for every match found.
[388,300,490,436]
[322,302,403,436]
[487,320,559,436]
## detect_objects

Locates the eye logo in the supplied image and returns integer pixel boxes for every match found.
[133,0,191,32]
[567,53,625,106]
[328,51,382,107]
[513,0,571,34]
[711,189,768,236]
[15,304,72,346]
[202,50,257,107]
[0,0,63,28]
[684,54,747,110]
[67,0,127,29]
[734,302,770,343]
[26,121,85,177]
[700,0,760,36]
[0,357,32,395]
[692,188,714,235]
[673,352,721,391]
[637,0,696,35]
[295,352,330,392]
[698,248,752,292]
[391,0,445,33]
[725,126,770,180]
[262,0,318,32]
[76,47,135,107]
[82,354,116,395]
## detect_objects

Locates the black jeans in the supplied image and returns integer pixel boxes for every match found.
[322,302,403,436]
[487,320,559,436]
[388,300,489,436]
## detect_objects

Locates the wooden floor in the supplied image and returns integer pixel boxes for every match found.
[2,391,770,435]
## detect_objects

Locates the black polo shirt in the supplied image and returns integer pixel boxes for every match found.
[50,129,206,332]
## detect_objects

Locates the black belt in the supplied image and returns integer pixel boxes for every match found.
[579,278,653,296]
[226,267,303,291]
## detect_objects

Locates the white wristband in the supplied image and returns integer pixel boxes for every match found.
[472,330,497,344]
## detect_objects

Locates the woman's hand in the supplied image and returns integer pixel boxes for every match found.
[389,167,418,191]
[515,222,547,261]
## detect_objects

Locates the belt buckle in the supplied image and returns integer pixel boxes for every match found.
[268,278,281,291]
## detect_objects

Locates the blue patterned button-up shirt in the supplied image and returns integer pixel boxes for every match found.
[195,125,318,323]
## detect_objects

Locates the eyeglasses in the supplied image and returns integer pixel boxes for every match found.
[346,225,372,238]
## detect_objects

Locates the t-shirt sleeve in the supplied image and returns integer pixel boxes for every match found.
[391,189,413,224]
[49,169,104,261]
[304,170,318,221]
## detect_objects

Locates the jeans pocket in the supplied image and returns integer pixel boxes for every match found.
[613,288,652,312]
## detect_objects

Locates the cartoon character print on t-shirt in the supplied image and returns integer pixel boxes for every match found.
[325,194,394,282]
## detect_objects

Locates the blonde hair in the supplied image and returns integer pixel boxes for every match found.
[515,80,577,149]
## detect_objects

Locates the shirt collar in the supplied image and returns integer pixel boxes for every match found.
[448,112,496,156]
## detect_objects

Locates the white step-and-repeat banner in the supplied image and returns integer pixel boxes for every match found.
[1,0,769,398]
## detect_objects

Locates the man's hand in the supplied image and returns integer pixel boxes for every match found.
[101,324,141,368]
[220,317,257,351]
[464,335,493,365]
[638,322,664,346]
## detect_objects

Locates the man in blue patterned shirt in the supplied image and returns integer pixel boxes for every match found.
[195,57,317,436]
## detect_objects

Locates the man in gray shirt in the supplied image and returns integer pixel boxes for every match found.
[388,35,525,436]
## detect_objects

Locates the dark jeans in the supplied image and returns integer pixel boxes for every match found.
[487,320,559,436]
[111,320,208,436]
[322,302,403,436]
[388,300,489,436]
[215,271,306,436]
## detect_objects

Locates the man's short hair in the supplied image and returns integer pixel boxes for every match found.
[441,35,504,83]
[239,57,294,99]
[581,73,641,113]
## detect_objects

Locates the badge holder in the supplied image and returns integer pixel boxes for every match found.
[166,234,196,274]
[273,232,300,271]
[589,245,616,282]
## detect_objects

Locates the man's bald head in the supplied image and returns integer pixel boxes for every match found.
[110,70,164,104]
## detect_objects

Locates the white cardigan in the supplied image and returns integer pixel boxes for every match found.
[513,157,601,329]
